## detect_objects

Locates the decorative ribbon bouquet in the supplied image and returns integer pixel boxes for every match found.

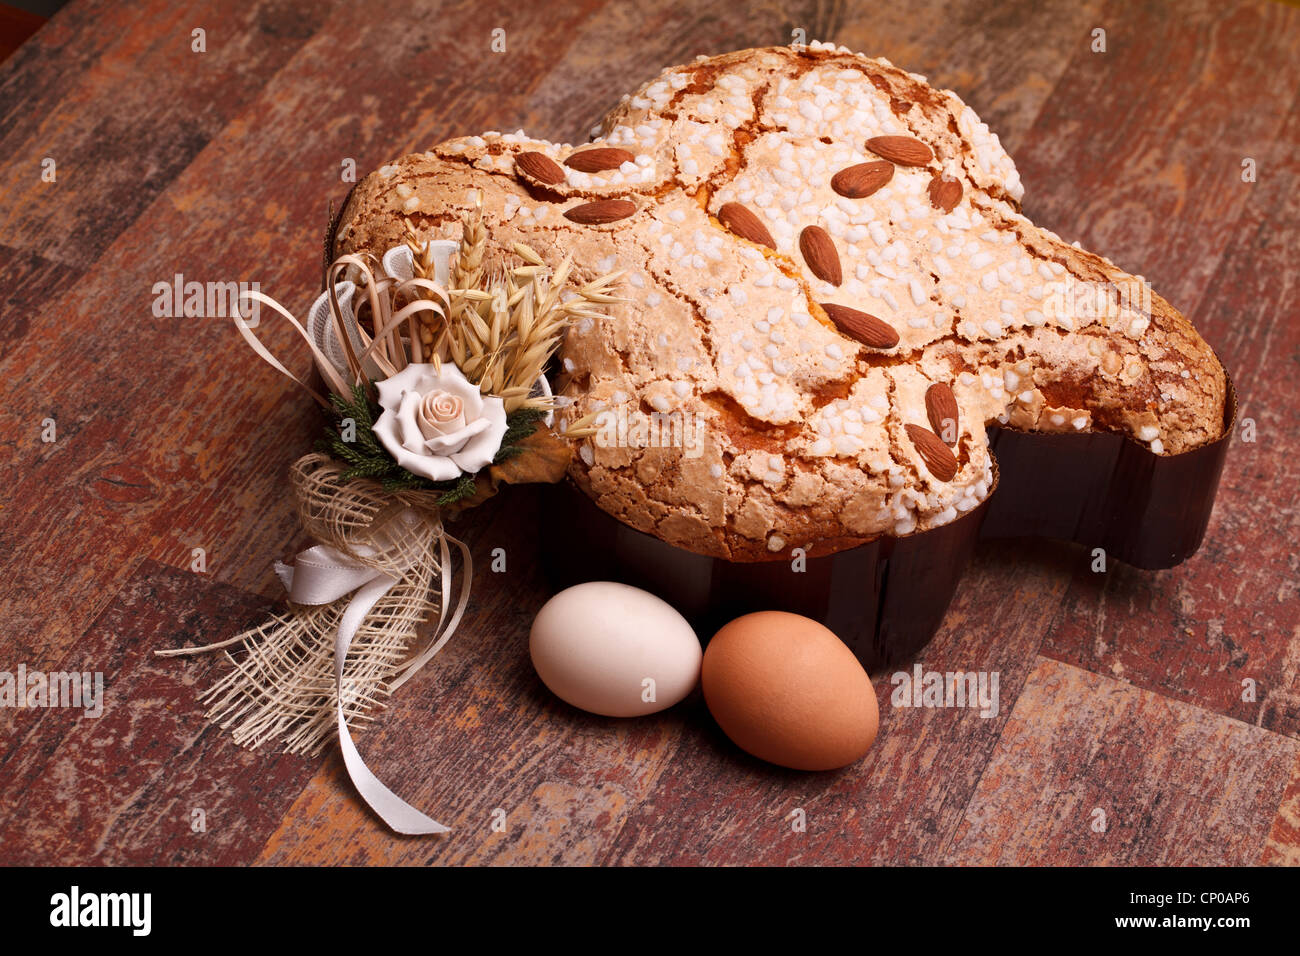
[159,195,619,834]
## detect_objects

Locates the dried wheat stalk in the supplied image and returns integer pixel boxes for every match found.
[398,196,624,413]
[559,410,603,440]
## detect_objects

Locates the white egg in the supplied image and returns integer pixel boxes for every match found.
[529,582,702,717]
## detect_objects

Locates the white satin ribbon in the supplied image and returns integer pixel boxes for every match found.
[305,240,460,385]
[275,509,472,835]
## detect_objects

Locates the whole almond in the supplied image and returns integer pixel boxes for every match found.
[830,161,893,199]
[515,151,566,186]
[717,201,775,249]
[564,147,636,172]
[866,135,934,167]
[799,226,842,285]
[925,382,960,445]
[928,175,962,213]
[820,303,899,349]
[905,424,959,481]
[563,199,637,224]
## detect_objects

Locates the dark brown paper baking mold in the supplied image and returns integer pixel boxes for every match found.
[543,374,1236,672]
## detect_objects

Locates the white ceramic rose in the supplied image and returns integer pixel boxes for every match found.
[372,363,508,483]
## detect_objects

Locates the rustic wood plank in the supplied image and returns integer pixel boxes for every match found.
[517,0,852,145]
[943,656,1300,864]
[832,0,1109,151]
[1261,754,1300,865]
[523,0,1108,156]
[0,244,83,362]
[0,0,1298,866]
[1009,0,1300,316]
[0,0,339,265]
[0,560,319,865]
[1039,87,1300,738]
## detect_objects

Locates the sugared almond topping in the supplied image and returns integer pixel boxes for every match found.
[866,135,933,167]
[905,424,959,481]
[925,382,960,445]
[799,225,842,286]
[563,199,637,224]
[717,201,775,249]
[564,147,636,172]
[820,303,899,350]
[830,161,893,199]
[927,174,962,213]
[515,151,566,186]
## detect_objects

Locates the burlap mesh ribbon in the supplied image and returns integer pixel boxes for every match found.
[159,452,470,833]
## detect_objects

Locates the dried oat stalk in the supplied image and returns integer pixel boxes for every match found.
[399,196,623,413]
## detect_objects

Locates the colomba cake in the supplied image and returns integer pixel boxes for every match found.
[334,42,1228,561]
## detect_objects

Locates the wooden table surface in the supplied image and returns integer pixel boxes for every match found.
[1,0,1298,867]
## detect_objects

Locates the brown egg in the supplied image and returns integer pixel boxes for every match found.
[702,611,879,771]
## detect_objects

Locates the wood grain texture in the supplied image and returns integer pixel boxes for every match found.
[833,0,1109,150]
[0,0,1297,866]
[1261,755,1300,866]
[1010,0,1300,313]
[0,244,82,362]
[1038,78,1300,738]
[943,657,1300,865]
[0,560,319,865]
[0,0,337,265]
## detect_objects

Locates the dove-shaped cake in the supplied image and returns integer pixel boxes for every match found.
[334,42,1228,562]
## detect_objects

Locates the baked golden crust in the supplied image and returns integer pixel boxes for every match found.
[336,42,1227,561]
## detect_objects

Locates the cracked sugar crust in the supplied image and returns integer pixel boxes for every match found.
[335,42,1228,562]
